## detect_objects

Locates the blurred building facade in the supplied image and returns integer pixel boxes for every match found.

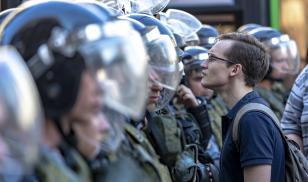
[168,0,307,66]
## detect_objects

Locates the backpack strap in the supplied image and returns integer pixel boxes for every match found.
[232,103,283,150]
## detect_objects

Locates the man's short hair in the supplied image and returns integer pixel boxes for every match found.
[217,32,270,87]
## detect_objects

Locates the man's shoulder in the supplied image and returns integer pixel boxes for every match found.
[240,110,275,126]
[237,107,284,166]
[237,103,279,137]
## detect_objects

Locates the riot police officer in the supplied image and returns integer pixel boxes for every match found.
[247,26,300,119]
[0,1,149,181]
[129,13,219,182]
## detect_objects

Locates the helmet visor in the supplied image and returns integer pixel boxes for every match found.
[130,0,170,15]
[79,22,148,119]
[182,51,208,72]
[0,47,42,176]
[165,9,202,38]
[270,40,300,75]
[147,35,182,91]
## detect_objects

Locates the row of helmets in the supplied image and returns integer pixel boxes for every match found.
[0,0,205,179]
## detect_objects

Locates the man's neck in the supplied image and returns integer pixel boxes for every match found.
[217,82,253,109]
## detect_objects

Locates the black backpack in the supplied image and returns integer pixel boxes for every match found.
[232,103,308,182]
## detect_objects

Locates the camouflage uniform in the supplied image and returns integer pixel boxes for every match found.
[170,97,212,151]
[35,145,91,182]
[144,107,198,182]
[254,83,287,120]
[272,82,289,104]
[80,119,172,182]
[123,123,173,182]
[146,99,219,182]
[207,95,229,149]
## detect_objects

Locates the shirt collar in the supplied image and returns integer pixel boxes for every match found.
[225,90,260,120]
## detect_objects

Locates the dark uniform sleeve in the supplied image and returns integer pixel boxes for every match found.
[238,112,276,168]
[187,103,212,148]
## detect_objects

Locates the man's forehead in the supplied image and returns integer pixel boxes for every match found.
[215,39,235,48]
[210,39,234,54]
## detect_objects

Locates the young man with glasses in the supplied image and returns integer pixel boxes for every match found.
[201,32,285,182]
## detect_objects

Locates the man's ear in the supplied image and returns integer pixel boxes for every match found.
[230,64,242,77]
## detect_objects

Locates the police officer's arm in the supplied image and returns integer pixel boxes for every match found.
[177,85,212,147]
[244,165,271,182]
[176,85,199,108]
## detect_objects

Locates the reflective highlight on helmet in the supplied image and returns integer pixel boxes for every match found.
[0,46,42,178]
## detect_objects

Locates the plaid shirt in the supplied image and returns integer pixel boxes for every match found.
[281,65,308,157]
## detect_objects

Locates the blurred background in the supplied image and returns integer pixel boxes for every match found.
[0,0,307,66]
[168,0,308,68]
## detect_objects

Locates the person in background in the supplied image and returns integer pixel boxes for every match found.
[247,26,300,119]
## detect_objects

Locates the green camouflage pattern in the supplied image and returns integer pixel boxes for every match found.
[124,123,173,182]
[145,109,198,182]
[35,147,91,182]
[255,83,286,120]
[207,95,229,149]
[97,152,149,182]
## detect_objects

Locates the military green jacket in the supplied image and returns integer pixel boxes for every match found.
[255,84,286,120]
[94,151,148,182]
[35,145,92,182]
[207,95,229,149]
[124,123,173,182]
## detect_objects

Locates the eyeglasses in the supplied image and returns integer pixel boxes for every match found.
[207,53,236,64]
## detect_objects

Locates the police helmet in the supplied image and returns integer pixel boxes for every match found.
[237,23,262,33]
[127,13,184,111]
[76,0,115,20]
[0,46,42,179]
[0,1,107,119]
[248,27,300,76]
[197,25,219,49]
[183,46,208,75]
[0,8,15,25]
[1,1,149,120]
